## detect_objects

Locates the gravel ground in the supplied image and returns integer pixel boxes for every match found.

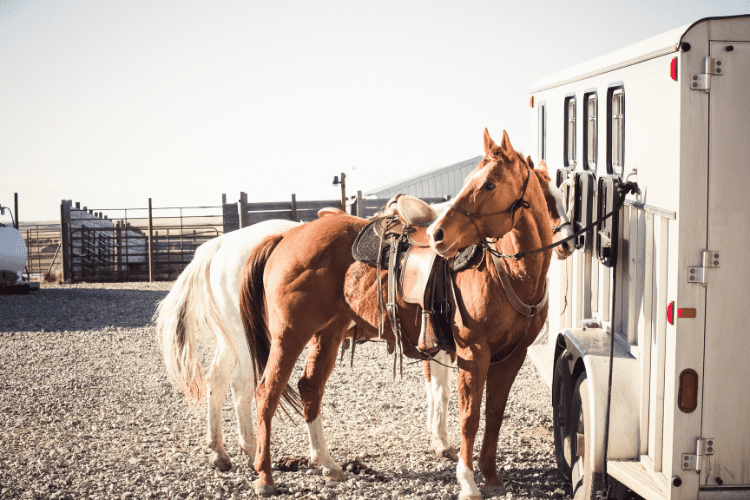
[0,282,572,499]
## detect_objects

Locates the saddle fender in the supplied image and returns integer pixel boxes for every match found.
[558,328,641,472]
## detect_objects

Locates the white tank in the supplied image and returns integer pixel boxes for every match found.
[0,226,27,273]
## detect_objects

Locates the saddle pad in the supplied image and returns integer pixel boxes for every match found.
[452,244,483,272]
[352,219,406,266]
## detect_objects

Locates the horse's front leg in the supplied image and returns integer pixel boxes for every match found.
[298,319,350,481]
[455,345,490,500]
[477,347,527,496]
[424,351,457,461]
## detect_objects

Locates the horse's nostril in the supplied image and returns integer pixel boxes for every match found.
[433,228,444,243]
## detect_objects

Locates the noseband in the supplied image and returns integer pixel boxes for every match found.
[444,164,531,242]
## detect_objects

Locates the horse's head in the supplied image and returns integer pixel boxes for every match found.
[427,129,536,258]
[532,159,575,260]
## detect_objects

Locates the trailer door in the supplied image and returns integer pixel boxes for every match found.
[702,40,750,488]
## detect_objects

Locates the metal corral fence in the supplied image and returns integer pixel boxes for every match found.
[19,223,61,281]
[59,200,224,283]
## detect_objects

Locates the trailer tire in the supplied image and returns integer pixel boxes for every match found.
[552,351,574,481]
[571,373,629,500]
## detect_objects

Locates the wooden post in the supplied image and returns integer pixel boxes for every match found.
[148,198,154,282]
[356,190,364,218]
[290,194,297,221]
[14,193,19,229]
[60,200,71,282]
[340,172,346,211]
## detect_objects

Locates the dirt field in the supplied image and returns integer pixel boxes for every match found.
[0,282,571,499]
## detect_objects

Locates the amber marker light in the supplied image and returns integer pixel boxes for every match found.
[530,96,534,108]
[678,369,698,413]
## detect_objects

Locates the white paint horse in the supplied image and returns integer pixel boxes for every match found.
[155,159,573,473]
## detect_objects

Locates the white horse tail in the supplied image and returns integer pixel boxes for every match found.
[154,235,225,405]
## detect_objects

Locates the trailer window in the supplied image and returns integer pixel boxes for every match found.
[564,96,576,167]
[608,86,625,175]
[538,101,547,161]
[584,93,597,171]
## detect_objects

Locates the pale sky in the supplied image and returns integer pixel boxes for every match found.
[2,0,748,222]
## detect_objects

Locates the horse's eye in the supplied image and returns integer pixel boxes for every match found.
[483,182,496,191]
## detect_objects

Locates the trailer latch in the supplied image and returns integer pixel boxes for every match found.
[682,438,715,472]
[690,57,723,92]
[688,251,719,284]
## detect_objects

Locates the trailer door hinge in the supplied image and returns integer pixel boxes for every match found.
[688,250,720,284]
[690,57,724,92]
[682,438,715,472]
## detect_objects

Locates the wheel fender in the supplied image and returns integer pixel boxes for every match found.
[561,329,641,473]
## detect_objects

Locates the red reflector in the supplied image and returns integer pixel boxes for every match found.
[667,301,674,325]
[670,57,678,81]
[678,369,698,413]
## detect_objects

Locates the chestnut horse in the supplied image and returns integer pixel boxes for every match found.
[240,129,558,499]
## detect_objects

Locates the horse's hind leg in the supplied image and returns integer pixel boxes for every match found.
[477,348,526,495]
[230,337,256,461]
[206,341,237,471]
[298,318,350,481]
[424,351,457,461]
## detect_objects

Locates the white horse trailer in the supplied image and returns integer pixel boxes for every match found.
[527,15,750,500]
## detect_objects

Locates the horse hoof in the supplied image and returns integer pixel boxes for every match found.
[253,481,277,497]
[440,446,458,462]
[322,466,346,482]
[210,453,232,472]
[481,484,507,497]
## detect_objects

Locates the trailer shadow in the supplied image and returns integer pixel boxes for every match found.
[0,287,169,333]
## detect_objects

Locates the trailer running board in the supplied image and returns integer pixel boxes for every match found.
[607,460,666,500]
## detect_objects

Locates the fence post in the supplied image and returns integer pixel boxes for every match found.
[291,194,297,221]
[115,221,122,278]
[14,193,19,230]
[238,192,248,229]
[148,198,154,283]
[222,193,227,204]
[60,200,71,282]
[340,172,346,211]
[356,190,364,218]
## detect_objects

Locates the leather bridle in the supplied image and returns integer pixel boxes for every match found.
[443,164,531,244]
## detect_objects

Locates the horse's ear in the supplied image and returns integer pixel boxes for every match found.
[525,155,535,170]
[537,159,549,173]
[483,128,497,156]
[500,130,514,157]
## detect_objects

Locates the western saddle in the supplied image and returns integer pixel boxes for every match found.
[322,195,457,356]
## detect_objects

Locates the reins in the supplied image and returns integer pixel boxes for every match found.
[483,181,639,261]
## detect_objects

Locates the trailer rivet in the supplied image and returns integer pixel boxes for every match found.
[672,476,682,487]
[714,261,719,265]
[708,440,713,445]
[714,253,719,258]
[690,269,695,274]
[716,61,721,66]
[708,447,713,452]
[690,276,695,281]
[692,75,698,80]
[717,68,722,73]
[692,83,698,88]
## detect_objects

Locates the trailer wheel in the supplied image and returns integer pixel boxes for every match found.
[552,351,574,480]
[570,373,629,500]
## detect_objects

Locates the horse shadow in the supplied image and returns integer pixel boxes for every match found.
[0,288,169,333]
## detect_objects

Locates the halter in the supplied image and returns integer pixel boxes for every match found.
[444,163,531,244]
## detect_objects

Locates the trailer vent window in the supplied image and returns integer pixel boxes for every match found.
[564,96,576,167]
[608,86,625,175]
[539,101,547,161]
[584,93,597,171]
